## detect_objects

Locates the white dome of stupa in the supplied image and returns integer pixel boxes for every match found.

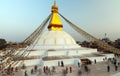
[40,31,76,45]
[34,31,81,50]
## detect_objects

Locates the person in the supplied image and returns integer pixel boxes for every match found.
[34,65,38,72]
[63,69,66,76]
[11,67,14,73]
[105,57,107,60]
[22,64,26,69]
[107,65,110,72]
[61,61,64,67]
[84,65,88,72]
[24,70,28,76]
[103,58,105,61]
[15,67,18,72]
[115,65,118,71]
[94,59,96,64]
[43,66,46,73]
[66,67,68,73]
[78,62,80,67]
[70,66,72,73]
[46,66,48,74]
[31,69,34,74]
[52,66,55,72]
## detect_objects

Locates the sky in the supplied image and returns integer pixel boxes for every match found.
[0,0,120,42]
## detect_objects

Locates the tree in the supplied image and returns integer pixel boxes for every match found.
[0,38,7,50]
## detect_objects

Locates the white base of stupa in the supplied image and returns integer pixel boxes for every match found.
[15,58,81,67]
[14,47,98,67]
[14,53,114,68]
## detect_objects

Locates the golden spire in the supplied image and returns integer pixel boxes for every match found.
[54,0,56,6]
[48,0,63,31]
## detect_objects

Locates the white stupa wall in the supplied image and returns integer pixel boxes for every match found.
[67,49,97,56]
[14,59,42,67]
[28,50,45,57]
[41,58,81,67]
[87,54,114,62]
[27,48,97,57]
[14,58,81,67]
[48,51,66,56]
[75,49,97,55]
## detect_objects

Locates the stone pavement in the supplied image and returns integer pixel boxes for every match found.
[6,60,120,76]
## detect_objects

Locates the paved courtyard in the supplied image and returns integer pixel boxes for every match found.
[4,59,120,76]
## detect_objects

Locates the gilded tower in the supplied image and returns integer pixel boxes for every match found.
[48,0,63,31]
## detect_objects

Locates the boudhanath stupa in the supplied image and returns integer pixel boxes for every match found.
[15,0,99,67]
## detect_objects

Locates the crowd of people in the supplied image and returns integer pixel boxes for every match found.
[1,55,120,76]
